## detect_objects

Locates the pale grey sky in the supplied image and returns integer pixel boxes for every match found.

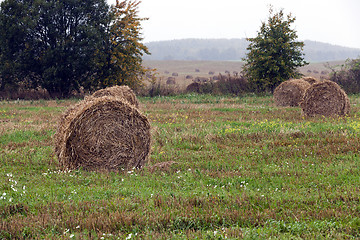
[108,0,360,49]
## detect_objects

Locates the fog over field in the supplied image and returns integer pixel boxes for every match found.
[143,39,360,62]
[106,0,360,50]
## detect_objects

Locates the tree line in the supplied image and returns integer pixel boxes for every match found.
[0,0,149,98]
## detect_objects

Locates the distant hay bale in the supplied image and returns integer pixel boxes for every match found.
[301,76,319,85]
[166,77,176,84]
[89,85,139,108]
[300,80,350,117]
[321,70,329,75]
[273,79,311,107]
[54,96,151,171]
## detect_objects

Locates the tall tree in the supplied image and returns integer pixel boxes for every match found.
[96,0,150,90]
[243,7,308,92]
[33,0,110,97]
[0,0,110,97]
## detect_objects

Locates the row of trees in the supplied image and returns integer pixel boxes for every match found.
[5,1,352,97]
[0,0,149,97]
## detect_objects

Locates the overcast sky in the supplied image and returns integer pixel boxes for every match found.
[108,0,360,49]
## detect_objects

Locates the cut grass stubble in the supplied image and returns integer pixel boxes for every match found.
[0,95,359,239]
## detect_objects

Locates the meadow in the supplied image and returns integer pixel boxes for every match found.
[0,94,360,239]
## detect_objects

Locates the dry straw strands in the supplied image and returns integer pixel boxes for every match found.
[54,96,151,171]
[88,85,139,108]
[300,80,350,117]
[273,79,311,107]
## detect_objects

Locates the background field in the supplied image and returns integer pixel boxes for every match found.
[1,93,359,239]
[143,60,345,89]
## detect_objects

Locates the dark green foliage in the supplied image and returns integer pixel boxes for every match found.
[243,7,308,93]
[0,0,110,97]
[0,0,149,98]
[330,58,360,94]
[0,0,32,91]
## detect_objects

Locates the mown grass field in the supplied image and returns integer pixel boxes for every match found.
[1,94,360,239]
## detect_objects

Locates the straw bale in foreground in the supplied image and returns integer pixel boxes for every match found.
[54,96,151,171]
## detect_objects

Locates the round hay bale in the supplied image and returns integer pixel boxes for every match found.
[300,80,350,117]
[166,77,176,85]
[89,85,139,108]
[301,76,319,85]
[54,96,151,171]
[273,79,311,107]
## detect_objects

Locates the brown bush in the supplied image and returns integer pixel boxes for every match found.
[0,87,50,100]
[330,58,360,94]
[186,82,201,93]
[54,96,151,171]
[185,74,249,95]
[273,79,311,107]
[300,80,350,117]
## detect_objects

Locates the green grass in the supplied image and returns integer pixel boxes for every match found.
[0,95,360,239]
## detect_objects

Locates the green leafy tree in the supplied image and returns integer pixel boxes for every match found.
[0,0,110,97]
[243,7,308,92]
[0,0,33,91]
[0,0,150,97]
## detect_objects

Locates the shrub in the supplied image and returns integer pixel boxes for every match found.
[185,74,249,96]
[330,58,360,94]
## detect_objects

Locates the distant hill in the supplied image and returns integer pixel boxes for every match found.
[143,38,360,62]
